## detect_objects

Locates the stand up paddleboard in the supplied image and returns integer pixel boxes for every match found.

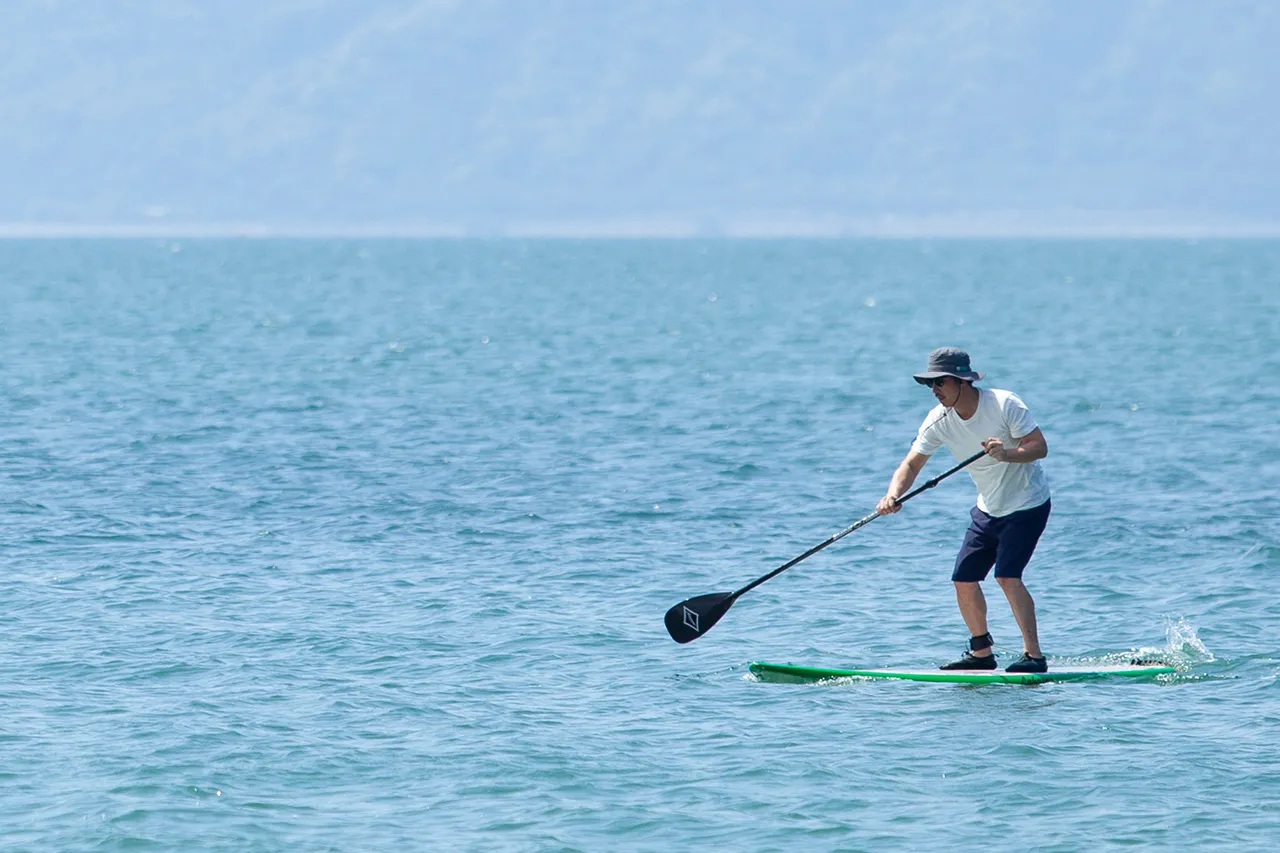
[749,661,1176,685]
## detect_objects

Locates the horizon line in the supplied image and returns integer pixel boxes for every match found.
[4,218,1280,239]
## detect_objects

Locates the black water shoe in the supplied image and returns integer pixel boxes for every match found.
[1005,654,1048,674]
[939,651,998,670]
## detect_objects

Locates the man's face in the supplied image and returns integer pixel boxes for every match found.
[927,376,962,407]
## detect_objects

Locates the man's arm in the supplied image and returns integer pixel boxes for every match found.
[982,427,1048,463]
[877,450,930,514]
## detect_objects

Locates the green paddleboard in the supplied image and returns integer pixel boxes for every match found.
[749,661,1176,685]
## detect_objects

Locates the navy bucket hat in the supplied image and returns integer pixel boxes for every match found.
[913,347,984,384]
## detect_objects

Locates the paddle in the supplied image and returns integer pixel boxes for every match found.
[664,449,987,644]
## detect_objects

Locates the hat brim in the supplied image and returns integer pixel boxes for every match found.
[913,370,984,384]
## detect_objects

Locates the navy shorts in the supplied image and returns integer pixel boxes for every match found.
[952,499,1051,582]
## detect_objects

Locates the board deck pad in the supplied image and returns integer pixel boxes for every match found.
[749,661,1176,685]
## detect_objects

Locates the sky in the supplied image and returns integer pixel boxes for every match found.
[2,0,1278,236]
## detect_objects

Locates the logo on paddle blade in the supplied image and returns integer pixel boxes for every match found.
[682,605,699,632]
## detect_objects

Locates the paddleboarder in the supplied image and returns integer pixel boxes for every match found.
[877,348,1051,673]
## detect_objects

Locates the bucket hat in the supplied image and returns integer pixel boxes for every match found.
[913,347,984,384]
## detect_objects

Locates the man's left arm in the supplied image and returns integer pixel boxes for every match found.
[982,428,1047,463]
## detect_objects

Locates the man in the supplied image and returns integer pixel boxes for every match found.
[876,347,1052,673]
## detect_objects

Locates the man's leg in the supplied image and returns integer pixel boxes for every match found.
[947,507,998,668]
[954,581,992,657]
[991,499,1051,662]
[996,577,1042,658]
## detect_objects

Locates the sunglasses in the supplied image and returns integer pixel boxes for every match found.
[923,376,952,388]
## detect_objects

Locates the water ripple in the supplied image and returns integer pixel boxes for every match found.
[1,239,1278,850]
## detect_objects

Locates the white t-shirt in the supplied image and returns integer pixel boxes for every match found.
[910,387,1050,517]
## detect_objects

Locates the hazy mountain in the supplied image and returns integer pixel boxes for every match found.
[2,0,1277,233]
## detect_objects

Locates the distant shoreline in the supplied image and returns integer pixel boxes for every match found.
[3,218,1280,239]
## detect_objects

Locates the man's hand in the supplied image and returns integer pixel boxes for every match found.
[879,450,929,515]
[982,437,1010,462]
[877,494,902,515]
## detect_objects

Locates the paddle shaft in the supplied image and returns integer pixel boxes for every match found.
[730,449,987,601]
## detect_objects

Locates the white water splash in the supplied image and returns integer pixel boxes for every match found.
[1162,615,1215,662]
[1124,616,1215,669]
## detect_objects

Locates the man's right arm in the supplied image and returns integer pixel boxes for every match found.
[877,450,930,514]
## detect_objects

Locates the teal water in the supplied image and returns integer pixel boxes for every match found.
[1,239,1278,851]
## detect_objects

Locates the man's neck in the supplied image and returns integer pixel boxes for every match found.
[953,384,981,420]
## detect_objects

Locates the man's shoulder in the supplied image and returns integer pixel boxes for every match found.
[984,387,1040,435]
[985,387,1028,408]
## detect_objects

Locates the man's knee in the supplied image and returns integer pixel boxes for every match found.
[995,576,1025,591]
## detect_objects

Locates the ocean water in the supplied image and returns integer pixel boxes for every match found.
[1,238,1277,851]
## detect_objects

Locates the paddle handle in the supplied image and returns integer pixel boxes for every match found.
[732,449,986,600]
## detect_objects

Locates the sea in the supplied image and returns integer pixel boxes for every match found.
[1,238,1277,851]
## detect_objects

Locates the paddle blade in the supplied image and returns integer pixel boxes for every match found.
[664,592,737,644]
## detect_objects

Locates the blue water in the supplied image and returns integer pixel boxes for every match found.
[2,239,1278,851]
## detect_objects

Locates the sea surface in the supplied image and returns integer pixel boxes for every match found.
[1,239,1278,851]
